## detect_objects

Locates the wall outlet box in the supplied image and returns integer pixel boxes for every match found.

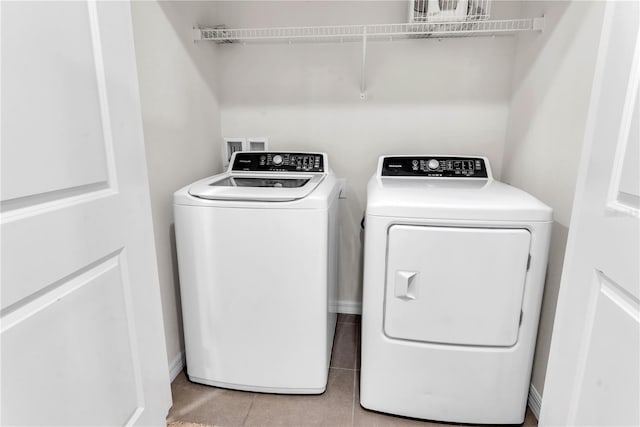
[222,137,269,168]
[248,137,269,152]
[223,138,246,168]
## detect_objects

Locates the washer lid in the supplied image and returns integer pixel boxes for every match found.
[188,172,325,202]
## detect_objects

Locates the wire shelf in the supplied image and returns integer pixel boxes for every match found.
[196,18,543,43]
[194,13,544,99]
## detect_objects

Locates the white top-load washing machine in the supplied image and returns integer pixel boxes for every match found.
[360,155,552,424]
[174,152,341,394]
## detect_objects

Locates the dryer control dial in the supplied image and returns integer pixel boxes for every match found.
[272,155,283,166]
[428,159,439,170]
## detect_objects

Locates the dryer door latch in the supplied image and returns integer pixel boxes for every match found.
[394,271,418,301]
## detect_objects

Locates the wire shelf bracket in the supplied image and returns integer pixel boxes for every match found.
[194,17,545,99]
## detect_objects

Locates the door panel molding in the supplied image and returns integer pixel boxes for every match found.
[607,34,639,216]
[1,250,146,425]
[1,249,122,319]
[0,182,114,217]
[0,0,118,211]
[568,271,640,424]
[87,0,119,192]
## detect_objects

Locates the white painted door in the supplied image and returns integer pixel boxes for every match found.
[1,1,171,425]
[540,1,639,426]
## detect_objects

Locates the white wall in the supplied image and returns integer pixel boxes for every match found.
[216,0,520,306]
[502,0,605,396]
[131,1,223,375]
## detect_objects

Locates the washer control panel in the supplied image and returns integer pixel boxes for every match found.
[381,156,489,178]
[232,152,324,172]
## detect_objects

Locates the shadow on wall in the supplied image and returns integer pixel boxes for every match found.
[532,221,569,394]
[215,38,515,105]
[512,0,573,81]
[157,1,220,100]
[506,0,582,158]
[338,185,366,305]
[170,223,185,352]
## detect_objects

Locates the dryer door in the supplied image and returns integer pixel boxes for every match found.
[384,225,530,347]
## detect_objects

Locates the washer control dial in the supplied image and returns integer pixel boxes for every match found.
[428,159,440,170]
[272,155,283,166]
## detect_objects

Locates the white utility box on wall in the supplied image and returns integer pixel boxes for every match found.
[222,137,269,167]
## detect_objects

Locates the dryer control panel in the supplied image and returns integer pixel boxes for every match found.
[232,152,325,172]
[381,156,489,178]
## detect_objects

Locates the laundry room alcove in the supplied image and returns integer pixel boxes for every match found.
[180,1,550,320]
[129,1,607,423]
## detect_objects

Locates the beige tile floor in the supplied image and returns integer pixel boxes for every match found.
[167,314,538,427]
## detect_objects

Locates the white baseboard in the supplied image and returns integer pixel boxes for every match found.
[331,300,362,315]
[528,383,542,421]
[169,350,185,382]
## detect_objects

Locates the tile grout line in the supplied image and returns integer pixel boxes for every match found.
[241,393,256,427]
[351,322,360,426]
[351,370,357,427]
[331,366,356,371]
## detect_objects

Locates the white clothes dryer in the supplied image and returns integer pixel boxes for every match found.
[174,152,341,394]
[360,155,552,424]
